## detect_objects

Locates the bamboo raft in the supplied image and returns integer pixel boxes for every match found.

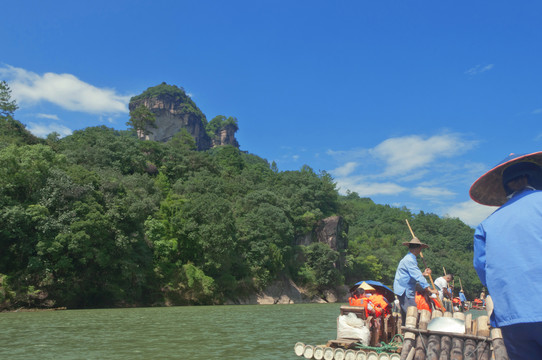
[294,305,509,360]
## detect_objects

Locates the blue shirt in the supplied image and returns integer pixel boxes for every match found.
[459,292,466,302]
[393,252,430,299]
[474,189,542,327]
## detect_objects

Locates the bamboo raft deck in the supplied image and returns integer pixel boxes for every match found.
[294,305,509,360]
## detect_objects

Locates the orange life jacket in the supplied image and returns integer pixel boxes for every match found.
[349,296,363,307]
[368,294,390,318]
[415,293,432,312]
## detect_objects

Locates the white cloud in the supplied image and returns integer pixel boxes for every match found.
[411,186,456,199]
[444,200,496,227]
[36,113,60,120]
[335,175,407,197]
[332,161,358,177]
[0,65,131,114]
[27,122,73,138]
[465,64,494,76]
[371,134,475,177]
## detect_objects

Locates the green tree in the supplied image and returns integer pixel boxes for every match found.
[235,190,294,288]
[0,81,18,118]
[298,242,343,294]
[127,105,156,138]
[206,115,238,138]
[0,81,40,147]
[58,126,147,174]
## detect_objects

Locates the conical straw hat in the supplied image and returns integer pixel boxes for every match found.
[402,236,429,249]
[357,281,376,291]
[470,151,542,206]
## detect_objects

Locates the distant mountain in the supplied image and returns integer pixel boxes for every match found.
[129,83,239,150]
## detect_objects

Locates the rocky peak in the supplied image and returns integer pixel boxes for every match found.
[129,83,239,150]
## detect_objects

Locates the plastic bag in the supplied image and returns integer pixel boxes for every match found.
[336,313,371,345]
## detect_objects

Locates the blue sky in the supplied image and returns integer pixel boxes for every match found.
[2,1,542,227]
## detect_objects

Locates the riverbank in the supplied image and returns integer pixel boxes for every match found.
[226,277,350,305]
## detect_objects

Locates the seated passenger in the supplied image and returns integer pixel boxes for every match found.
[415,283,444,312]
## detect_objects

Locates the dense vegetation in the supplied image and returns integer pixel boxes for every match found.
[0,81,482,310]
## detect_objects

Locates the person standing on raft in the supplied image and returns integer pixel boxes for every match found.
[393,237,437,325]
[470,151,542,359]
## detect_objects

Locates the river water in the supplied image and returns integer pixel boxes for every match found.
[0,303,342,359]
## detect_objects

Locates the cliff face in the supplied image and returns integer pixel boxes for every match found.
[129,83,239,150]
[296,215,349,270]
[211,123,240,148]
[129,94,211,150]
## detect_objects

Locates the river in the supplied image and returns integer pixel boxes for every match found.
[0,303,342,359]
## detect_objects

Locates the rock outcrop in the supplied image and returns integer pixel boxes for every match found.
[296,215,349,270]
[129,83,239,150]
[315,215,348,252]
[211,123,239,148]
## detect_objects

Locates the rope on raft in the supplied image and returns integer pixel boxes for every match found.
[355,333,404,353]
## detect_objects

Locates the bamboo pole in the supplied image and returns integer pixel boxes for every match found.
[490,328,509,360]
[400,327,493,341]
[450,337,464,360]
[439,335,452,360]
[426,334,441,360]
[401,331,417,360]
[463,339,476,360]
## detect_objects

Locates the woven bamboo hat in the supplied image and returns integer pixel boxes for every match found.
[469,151,542,206]
[357,282,376,291]
[402,237,429,249]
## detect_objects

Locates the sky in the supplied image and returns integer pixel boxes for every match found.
[2,0,542,227]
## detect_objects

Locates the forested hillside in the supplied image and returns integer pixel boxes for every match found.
[0,81,482,309]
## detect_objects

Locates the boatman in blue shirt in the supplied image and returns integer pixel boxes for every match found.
[459,290,466,310]
[470,151,542,360]
[393,236,437,325]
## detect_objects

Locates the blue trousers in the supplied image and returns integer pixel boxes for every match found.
[500,322,542,360]
[397,293,416,325]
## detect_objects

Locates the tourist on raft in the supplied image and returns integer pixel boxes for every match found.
[470,151,542,359]
[348,282,390,318]
[393,237,438,325]
[434,273,454,312]
[415,283,443,313]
